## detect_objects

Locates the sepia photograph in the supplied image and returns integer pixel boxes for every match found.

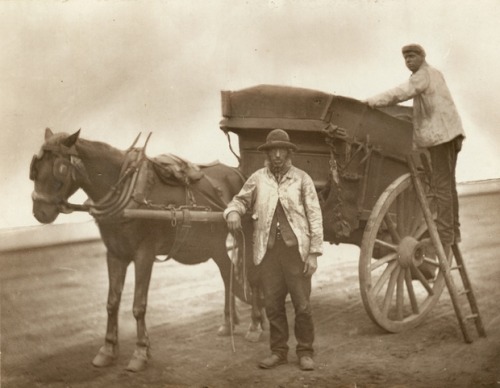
[1,1,499,387]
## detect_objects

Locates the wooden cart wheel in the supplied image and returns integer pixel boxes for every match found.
[359,173,446,332]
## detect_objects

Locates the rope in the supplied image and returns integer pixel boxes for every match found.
[225,132,241,165]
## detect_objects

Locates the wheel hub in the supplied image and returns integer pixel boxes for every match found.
[397,236,425,268]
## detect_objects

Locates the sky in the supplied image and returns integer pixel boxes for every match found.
[1,0,499,229]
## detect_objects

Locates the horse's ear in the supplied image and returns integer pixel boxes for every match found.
[63,129,81,147]
[45,127,54,140]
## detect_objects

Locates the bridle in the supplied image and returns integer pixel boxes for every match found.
[30,142,90,214]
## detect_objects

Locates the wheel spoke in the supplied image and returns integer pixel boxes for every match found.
[405,267,419,314]
[411,265,434,295]
[396,192,406,236]
[382,266,400,316]
[413,222,428,240]
[374,238,397,251]
[370,252,397,271]
[408,202,423,237]
[384,214,400,243]
[409,188,423,235]
[371,261,398,297]
[423,257,440,267]
[396,268,405,320]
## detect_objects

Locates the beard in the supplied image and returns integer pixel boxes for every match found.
[265,158,292,176]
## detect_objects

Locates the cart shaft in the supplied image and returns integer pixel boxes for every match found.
[123,209,225,223]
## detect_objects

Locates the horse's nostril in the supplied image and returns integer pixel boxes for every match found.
[33,206,58,224]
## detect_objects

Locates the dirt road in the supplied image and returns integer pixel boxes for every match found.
[2,192,500,388]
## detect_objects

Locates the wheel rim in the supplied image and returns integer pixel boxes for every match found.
[359,173,446,332]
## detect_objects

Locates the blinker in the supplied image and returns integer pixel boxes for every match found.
[30,148,46,181]
[53,158,71,181]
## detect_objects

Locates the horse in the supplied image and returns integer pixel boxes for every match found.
[30,128,266,372]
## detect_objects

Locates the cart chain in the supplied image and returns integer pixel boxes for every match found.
[322,127,351,239]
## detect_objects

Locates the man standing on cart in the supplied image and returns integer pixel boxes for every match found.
[364,43,466,258]
[224,128,323,371]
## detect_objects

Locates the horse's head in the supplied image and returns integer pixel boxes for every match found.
[30,128,87,223]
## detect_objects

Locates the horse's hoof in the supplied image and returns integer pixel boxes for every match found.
[126,348,149,372]
[245,325,263,342]
[217,323,234,337]
[92,345,118,367]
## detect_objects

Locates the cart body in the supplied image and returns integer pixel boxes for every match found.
[220,84,421,245]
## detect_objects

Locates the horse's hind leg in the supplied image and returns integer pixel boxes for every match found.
[92,252,128,367]
[214,253,239,337]
[240,235,267,342]
[245,285,267,342]
[126,248,154,372]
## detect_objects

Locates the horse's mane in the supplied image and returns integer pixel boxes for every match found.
[75,137,125,162]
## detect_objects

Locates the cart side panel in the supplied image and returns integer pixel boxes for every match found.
[361,153,410,217]
[329,96,414,156]
[319,141,411,244]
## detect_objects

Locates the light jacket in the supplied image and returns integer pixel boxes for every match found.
[224,165,323,266]
[367,62,465,148]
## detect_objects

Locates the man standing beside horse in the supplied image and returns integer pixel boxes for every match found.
[224,128,323,371]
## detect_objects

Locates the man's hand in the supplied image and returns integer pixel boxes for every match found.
[226,211,242,232]
[303,254,318,277]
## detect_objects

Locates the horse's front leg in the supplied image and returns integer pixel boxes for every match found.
[92,252,129,367]
[126,246,155,372]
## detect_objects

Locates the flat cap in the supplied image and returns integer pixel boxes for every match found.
[402,44,426,57]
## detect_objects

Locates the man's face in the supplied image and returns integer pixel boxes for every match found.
[404,52,425,73]
[267,147,290,170]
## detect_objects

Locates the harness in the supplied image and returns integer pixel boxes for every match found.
[30,132,231,262]
[88,147,147,220]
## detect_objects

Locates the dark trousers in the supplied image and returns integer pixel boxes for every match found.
[428,135,463,246]
[259,238,314,359]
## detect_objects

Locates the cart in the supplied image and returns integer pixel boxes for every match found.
[218,84,485,341]
[124,84,484,342]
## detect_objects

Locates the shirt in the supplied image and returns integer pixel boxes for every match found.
[366,62,465,148]
[268,200,298,248]
[224,165,323,266]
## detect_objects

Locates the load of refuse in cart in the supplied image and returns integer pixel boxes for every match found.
[219,84,418,245]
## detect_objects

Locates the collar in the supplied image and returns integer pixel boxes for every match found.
[411,61,428,75]
[265,159,293,182]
